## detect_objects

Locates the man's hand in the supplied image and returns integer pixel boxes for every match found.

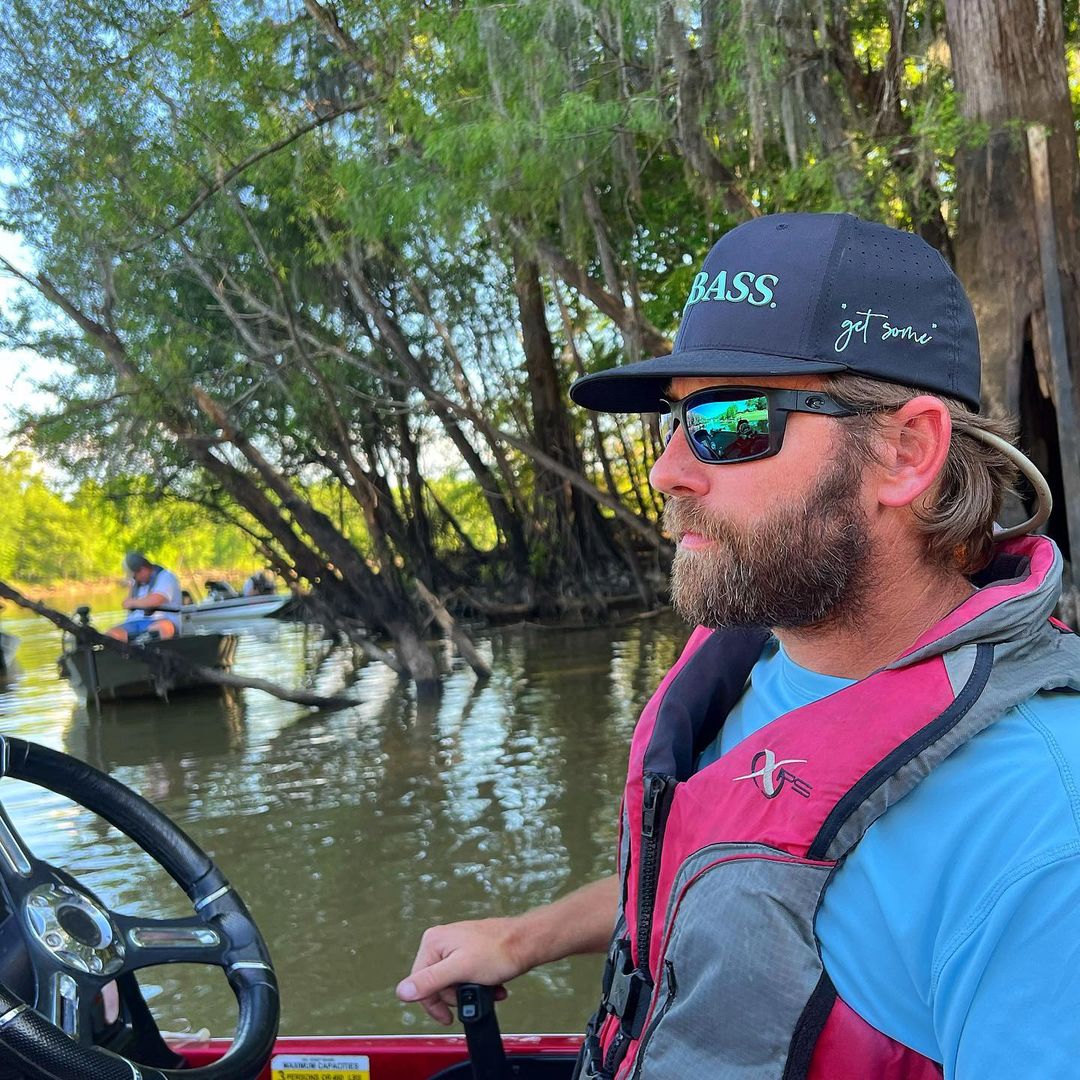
[122,591,167,612]
[396,917,526,1025]
[396,875,620,1025]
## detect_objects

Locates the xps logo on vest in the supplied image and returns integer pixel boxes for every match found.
[734,748,812,799]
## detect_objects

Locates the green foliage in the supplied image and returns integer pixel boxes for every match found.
[0,453,254,586]
[0,0,1074,601]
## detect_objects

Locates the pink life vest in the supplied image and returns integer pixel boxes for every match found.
[576,536,1080,1079]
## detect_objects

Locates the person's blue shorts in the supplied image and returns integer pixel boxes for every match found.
[122,615,161,636]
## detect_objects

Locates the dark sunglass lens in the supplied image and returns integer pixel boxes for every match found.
[686,395,770,461]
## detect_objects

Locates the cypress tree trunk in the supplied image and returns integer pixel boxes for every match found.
[395,414,439,586]
[187,446,330,586]
[945,0,1080,557]
[512,249,621,590]
[337,255,533,575]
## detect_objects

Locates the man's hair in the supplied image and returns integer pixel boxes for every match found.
[823,374,1019,575]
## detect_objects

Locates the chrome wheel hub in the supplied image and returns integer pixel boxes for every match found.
[23,883,124,976]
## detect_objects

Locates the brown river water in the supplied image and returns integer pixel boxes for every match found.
[0,592,690,1040]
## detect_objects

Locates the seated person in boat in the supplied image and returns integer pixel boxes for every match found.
[242,569,275,596]
[107,552,182,642]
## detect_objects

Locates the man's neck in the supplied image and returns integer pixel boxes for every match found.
[773,561,975,681]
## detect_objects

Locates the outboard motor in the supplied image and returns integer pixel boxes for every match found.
[60,605,94,661]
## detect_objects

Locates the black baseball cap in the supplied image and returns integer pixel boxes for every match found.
[569,213,981,413]
[123,552,151,573]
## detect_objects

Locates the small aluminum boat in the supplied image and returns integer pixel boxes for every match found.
[59,632,238,703]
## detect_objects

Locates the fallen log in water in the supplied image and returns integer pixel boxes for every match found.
[0,580,356,711]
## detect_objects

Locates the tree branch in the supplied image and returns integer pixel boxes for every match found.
[120,98,376,253]
[507,224,671,356]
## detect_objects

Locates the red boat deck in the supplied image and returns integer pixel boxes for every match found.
[181,1034,582,1079]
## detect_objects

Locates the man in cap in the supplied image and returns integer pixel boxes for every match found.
[107,552,183,641]
[398,214,1080,1077]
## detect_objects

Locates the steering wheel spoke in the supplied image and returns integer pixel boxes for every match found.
[111,913,228,974]
[0,803,55,905]
[40,968,97,1041]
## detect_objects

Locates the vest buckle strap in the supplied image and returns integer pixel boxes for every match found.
[578,1032,613,1075]
[603,938,652,1040]
[600,936,623,1000]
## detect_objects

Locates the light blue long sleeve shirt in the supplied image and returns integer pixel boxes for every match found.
[697,637,1080,1079]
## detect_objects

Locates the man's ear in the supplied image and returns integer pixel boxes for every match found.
[873,396,951,509]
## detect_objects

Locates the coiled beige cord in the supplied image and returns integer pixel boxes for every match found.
[959,425,1054,541]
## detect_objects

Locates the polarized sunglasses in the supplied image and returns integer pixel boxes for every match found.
[660,387,858,464]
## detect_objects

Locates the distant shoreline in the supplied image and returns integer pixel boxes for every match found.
[7,569,258,600]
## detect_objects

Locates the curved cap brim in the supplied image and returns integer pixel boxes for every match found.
[569,350,850,413]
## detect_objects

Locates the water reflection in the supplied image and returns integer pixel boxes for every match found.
[67,689,247,771]
[0,603,689,1036]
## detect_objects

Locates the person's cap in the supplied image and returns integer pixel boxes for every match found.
[123,552,151,573]
[569,213,981,413]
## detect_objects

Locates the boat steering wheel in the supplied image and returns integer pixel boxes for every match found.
[0,737,278,1080]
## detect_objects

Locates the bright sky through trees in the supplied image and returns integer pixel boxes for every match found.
[0,229,50,425]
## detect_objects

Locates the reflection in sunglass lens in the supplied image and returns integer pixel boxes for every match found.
[686,395,770,462]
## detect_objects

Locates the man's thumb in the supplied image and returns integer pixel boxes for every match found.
[396,957,455,1001]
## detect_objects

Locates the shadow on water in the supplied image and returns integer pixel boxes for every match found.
[66,688,247,772]
[0,608,691,1037]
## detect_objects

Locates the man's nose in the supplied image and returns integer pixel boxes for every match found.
[649,424,710,497]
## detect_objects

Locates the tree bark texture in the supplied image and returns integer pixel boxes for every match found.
[512,250,622,584]
[946,0,1080,413]
[945,0,1080,556]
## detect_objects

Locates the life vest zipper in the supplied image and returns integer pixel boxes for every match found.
[636,771,672,971]
[599,772,673,1078]
[599,1029,625,1077]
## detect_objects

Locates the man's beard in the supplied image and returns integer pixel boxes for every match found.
[663,455,874,631]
